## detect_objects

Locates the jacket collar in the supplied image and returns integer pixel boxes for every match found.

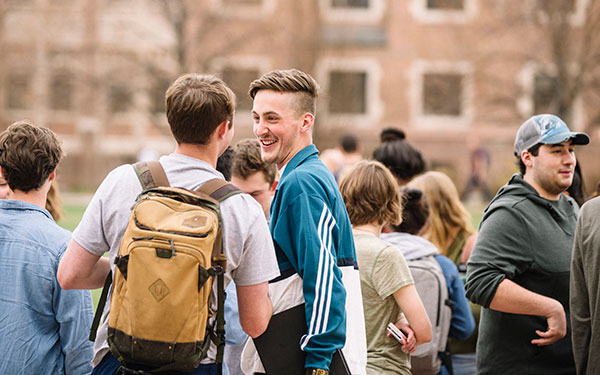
[278,144,318,181]
[0,199,53,220]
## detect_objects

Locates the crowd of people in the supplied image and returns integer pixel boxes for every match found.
[0,69,598,375]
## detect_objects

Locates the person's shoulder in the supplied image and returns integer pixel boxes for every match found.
[376,239,406,261]
[283,161,335,191]
[97,163,138,193]
[220,190,264,219]
[580,196,600,218]
[32,219,71,257]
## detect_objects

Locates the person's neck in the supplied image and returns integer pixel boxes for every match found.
[523,172,561,201]
[276,137,312,170]
[175,142,220,168]
[10,186,48,208]
[352,223,382,237]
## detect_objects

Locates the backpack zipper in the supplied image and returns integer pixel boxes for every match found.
[134,217,211,238]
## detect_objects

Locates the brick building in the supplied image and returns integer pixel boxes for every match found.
[1,0,599,194]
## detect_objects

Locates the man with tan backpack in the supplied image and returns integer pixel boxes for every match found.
[58,74,280,375]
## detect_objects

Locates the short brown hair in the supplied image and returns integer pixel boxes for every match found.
[165,74,235,145]
[0,121,63,192]
[248,69,319,116]
[232,139,277,185]
[339,160,403,227]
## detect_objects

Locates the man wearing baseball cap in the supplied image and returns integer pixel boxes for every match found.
[465,114,589,374]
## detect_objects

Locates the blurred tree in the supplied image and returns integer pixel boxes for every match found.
[473,0,600,129]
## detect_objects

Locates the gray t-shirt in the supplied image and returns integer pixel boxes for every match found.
[73,153,280,366]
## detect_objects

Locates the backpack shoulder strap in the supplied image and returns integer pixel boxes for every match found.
[133,161,170,189]
[196,178,241,371]
[197,178,242,202]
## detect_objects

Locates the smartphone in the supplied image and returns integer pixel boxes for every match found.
[386,322,406,343]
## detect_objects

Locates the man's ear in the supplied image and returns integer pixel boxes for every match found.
[216,120,230,139]
[300,113,314,134]
[48,169,56,182]
[521,150,533,168]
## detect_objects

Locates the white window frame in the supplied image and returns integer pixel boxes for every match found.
[410,60,473,129]
[517,61,584,130]
[316,57,382,128]
[319,0,385,24]
[209,0,275,18]
[409,0,478,24]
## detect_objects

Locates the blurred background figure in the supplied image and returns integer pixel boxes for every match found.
[408,171,479,375]
[566,161,587,207]
[231,139,277,219]
[216,146,234,182]
[320,133,363,182]
[373,128,426,186]
[382,187,475,375]
[409,171,477,265]
[461,134,492,203]
[45,180,63,222]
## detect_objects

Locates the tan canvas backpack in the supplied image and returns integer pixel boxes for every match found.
[90,161,240,374]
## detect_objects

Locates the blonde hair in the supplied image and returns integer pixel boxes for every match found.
[408,171,474,254]
[45,180,63,222]
[339,160,403,227]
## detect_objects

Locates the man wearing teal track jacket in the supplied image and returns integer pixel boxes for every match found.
[249,69,367,375]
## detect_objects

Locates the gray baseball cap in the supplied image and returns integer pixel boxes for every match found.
[514,114,590,155]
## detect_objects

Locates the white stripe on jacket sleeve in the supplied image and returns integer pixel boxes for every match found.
[301,203,337,350]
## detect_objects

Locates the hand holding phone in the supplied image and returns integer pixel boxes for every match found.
[387,322,406,343]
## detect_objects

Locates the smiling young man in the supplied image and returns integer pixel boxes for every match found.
[247,69,366,375]
[465,114,589,374]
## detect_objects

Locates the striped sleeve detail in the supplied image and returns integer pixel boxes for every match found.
[301,203,337,350]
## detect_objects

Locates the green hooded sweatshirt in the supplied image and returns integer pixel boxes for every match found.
[465,173,577,375]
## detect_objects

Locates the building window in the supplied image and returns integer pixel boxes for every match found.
[319,0,384,23]
[6,73,31,110]
[316,57,382,126]
[150,77,171,114]
[423,73,463,116]
[427,0,464,10]
[331,0,369,8]
[221,67,259,112]
[533,72,560,115]
[50,73,73,111]
[410,0,476,23]
[410,60,472,127]
[328,71,367,114]
[109,85,132,113]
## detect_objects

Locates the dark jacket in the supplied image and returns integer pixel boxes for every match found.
[466,173,577,375]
